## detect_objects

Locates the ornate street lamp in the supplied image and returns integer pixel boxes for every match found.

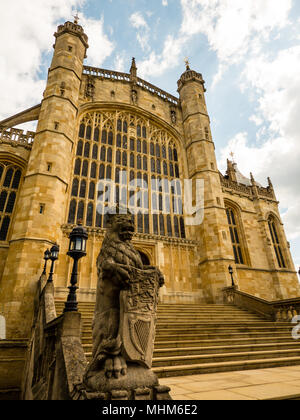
[64,224,88,313]
[228,265,235,287]
[42,249,51,276]
[47,244,60,283]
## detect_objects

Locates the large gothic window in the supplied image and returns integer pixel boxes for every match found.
[268,215,286,268]
[226,204,245,265]
[0,162,22,241]
[68,110,186,238]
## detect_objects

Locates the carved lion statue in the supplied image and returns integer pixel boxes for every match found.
[84,212,164,381]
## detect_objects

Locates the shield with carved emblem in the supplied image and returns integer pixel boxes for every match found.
[119,267,160,369]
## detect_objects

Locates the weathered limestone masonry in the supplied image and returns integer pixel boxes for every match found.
[178,67,235,303]
[220,168,299,300]
[0,18,299,345]
[0,21,88,339]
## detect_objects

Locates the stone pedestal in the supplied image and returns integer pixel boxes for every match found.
[72,364,171,400]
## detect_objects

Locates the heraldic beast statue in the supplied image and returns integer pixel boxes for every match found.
[83,212,171,400]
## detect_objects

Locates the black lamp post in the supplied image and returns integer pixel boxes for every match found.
[42,249,51,276]
[298,267,300,277]
[228,265,235,287]
[47,244,60,283]
[64,224,88,313]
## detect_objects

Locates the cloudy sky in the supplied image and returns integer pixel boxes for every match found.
[1,0,300,270]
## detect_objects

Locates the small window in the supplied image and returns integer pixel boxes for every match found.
[39,204,45,215]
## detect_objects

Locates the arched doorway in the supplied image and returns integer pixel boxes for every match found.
[138,251,150,266]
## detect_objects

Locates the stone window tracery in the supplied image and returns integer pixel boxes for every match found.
[0,162,22,241]
[225,204,246,265]
[68,110,186,238]
[268,215,286,269]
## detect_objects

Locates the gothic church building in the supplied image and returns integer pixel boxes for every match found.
[0,19,299,341]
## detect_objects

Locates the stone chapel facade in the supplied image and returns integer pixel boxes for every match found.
[0,20,299,340]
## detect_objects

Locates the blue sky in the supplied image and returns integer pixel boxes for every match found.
[1,0,300,272]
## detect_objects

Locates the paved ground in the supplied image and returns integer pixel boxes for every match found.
[159,366,300,400]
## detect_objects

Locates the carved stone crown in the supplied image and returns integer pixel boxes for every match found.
[55,21,89,50]
[177,68,206,92]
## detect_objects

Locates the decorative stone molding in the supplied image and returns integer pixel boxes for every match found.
[220,173,276,201]
[223,286,300,322]
[61,224,199,246]
[82,66,179,106]
[0,128,34,149]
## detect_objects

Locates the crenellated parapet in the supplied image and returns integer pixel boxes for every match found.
[82,66,180,106]
[0,127,35,149]
[220,173,276,201]
[177,68,206,93]
[55,21,89,51]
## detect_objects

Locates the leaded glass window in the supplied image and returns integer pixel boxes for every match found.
[268,216,286,268]
[68,111,185,238]
[0,163,22,241]
[226,206,245,265]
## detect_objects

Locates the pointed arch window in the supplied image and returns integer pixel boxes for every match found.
[76,141,83,156]
[71,179,79,197]
[84,143,90,158]
[92,144,98,160]
[226,205,245,265]
[0,163,22,241]
[68,111,185,237]
[268,216,286,268]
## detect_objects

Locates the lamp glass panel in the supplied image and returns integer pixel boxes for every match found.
[75,238,82,251]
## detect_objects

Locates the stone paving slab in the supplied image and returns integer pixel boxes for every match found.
[159,366,300,400]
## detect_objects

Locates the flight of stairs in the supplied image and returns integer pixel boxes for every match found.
[55,301,300,378]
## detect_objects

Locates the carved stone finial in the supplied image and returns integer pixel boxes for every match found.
[184,57,190,71]
[130,57,137,80]
[229,151,235,163]
[73,12,80,25]
[268,177,273,189]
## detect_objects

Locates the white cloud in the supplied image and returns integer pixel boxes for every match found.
[219,45,300,243]
[137,0,293,85]
[114,53,126,72]
[175,0,300,252]
[129,11,150,52]
[79,14,114,67]
[138,35,187,78]
[162,0,168,6]
[249,115,263,127]
[0,1,114,123]
[180,0,292,64]
[130,12,148,29]
[0,0,84,121]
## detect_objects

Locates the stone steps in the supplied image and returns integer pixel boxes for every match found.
[152,348,300,367]
[83,341,300,356]
[55,301,300,377]
[154,335,296,348]
[82,335,296,350]
[154,342,300,357]
[152,356,300,377]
